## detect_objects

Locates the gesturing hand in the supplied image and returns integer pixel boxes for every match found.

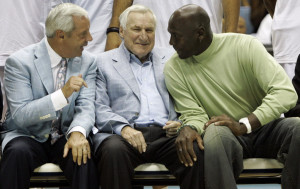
[204,114,247,136]
[176,126,204,167]
[62,74,88,98]
[121,126,147,154]
[63,131,91,166]
[163,121,181,137]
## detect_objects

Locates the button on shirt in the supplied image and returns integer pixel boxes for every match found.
[124,47,169,127]
[45,38,86,137]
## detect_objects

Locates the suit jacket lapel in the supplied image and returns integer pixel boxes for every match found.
[112,48,141,100]
[152,52,170,113]
[34,39,55,94]
[62,57,82,115]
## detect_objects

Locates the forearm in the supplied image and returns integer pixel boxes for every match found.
[263,0,277,17]
[109,0,133,28]
[222,0,240,32]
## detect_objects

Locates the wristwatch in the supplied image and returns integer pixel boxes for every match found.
[239,117,252,134]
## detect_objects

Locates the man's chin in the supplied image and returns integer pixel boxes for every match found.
[177,53,189,59]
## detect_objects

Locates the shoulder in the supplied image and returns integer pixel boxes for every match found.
[6,43,40,68]
[152,47,175,60]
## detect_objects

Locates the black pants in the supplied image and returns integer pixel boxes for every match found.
[0,136,98,189]
[96,125,204,189]
[238,117,300,189]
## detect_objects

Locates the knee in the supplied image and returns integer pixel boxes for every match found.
[3,137,33,158]
[203,125,242,155]
[97,135,128,159]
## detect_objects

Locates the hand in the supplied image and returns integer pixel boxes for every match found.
[61,74,88,98]
[204,114,247,136]
[121,126,147,153]
[163,121,181,137]
[63,131,91,166]
[176,126,204,167]
[104,32,122,51]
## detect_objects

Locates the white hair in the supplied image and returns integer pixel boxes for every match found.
[46,3,88,38]
[119,4,157,30]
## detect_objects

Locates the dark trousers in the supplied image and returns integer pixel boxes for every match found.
[0,136,98,189]
[96,125,204,189]
[238,117,300,189]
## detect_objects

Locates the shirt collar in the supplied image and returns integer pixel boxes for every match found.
[120,42,153,65]
[45,37,64,68]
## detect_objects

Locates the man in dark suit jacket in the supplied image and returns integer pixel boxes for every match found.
[93,4,204,189]
[0,3,98,189]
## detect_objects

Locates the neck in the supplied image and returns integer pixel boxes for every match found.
[47,37,65,58]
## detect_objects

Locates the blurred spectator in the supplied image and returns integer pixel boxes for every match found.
[237,16,247,34]
[254,14,272,45]
[240,0,254,34]
[105,0,240,51]
[250,0,268,33]
[264,0,300,80]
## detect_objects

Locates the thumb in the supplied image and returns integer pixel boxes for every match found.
[63,143,69,158]
[196,137,204,151]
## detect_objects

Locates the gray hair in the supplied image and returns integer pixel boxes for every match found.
[119,4,156,30]
[46,3,88,38]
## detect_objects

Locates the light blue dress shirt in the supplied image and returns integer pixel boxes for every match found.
[123,46,169,127]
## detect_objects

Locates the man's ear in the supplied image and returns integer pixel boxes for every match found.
[119,27,124,38]
[55,30,65,39]
[197,26,205,40]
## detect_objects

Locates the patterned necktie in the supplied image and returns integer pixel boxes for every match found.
[50,58,67,144]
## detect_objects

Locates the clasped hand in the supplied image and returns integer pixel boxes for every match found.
[204,114,247,136]
[163,121,181,137]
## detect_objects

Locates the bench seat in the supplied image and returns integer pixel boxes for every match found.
[30,158,284,187]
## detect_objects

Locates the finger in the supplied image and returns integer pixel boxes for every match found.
[135,133,145,154]
[167,130,177,136]
[214,120,230,126]
[175,141,184,164]
[181,140,193,167]
[83,147,88,164]
[196,136,205,151]
[163,123,177,130]
[63,143,69,158]
[179,140,189,167]
[73,79,88,89]
[78,74,83,78]
[77,146,83,166]
[87,143,91,159]
[129,136,138,151]
[139,135,147,153]
[186,139,196,165]
[70,83,81,92]
[72,147,78,163]
[82,80,88,88]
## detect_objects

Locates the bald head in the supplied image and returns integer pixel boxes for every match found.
[168,4,213,59]
[169,4,211,32]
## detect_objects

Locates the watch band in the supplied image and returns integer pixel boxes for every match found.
[106,27,119,35]
[239,117,252,134]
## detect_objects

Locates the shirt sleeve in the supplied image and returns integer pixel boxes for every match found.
[67,126,87,139]
[243,38,297,125]
[164,58,209,134]
[50,89,68,111]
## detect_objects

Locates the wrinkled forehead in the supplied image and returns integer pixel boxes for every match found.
[127,11,155,27]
